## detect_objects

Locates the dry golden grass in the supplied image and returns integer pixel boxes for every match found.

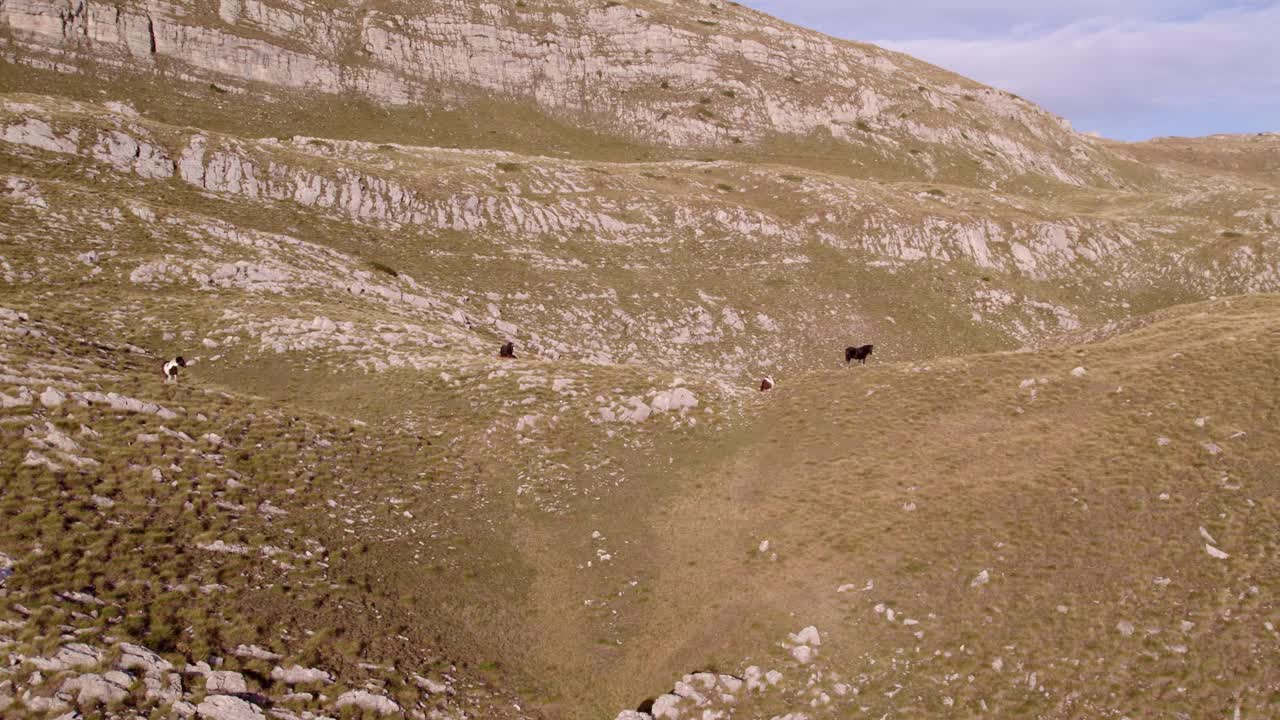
[0,60,1277,718]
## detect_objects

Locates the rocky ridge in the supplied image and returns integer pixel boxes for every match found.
[0,0,1135,189]
[3,94,1277,383]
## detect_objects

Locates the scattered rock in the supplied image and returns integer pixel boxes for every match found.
[61,671,131,706]
[32,643,103,671]
[197,694,264,720]
[790,645,815,664]
[1205,544,1230,560]
[205,670,248,695]
[75,391,178,420]
[411,674,448,694]
[649,694,681,720]
[0,387,33,408]
[39,386,66,407]
[197,540,250,555]
[271,665,332,685]
[334,689,399,715]
[143,672,184,705]
[788,626,821,646]
[117,642,174,676]
[650,387,698,413]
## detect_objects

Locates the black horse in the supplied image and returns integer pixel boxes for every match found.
[845,344,874,364]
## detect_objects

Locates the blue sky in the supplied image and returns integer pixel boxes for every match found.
[742,1,1280,140]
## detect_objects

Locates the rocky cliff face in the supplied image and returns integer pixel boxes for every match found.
[3,93,1278,380]
[3,93,1274,386]
[3,0,1140,188]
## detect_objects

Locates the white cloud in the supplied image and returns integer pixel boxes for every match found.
[745,1,1280,137]
[877,5,1280,117]
[746,0,1229,37]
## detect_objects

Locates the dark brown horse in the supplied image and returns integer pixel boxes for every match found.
[845,345,874,364]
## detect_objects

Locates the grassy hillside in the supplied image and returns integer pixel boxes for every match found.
[3,270,1278,719]
[619,294,1279,717]
[0,1,1278,718]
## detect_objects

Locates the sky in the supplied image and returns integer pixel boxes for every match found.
[741,1,1280,140]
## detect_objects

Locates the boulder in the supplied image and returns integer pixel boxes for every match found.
[788,626,821,646]
[411,674,448,694]
[39,386,66,407]
[116,642,174,676]
[2,118,78,154]
[61,671,131,706]
[143,672,183,705]
[0,387,33,408]
[205,670,248,695]
[334,689,399,715]
[650,388,698,413]
[789,645,814,664]
[33,643,103,671]
[234,645,282,661]
[620,397,652,423]
[270,665,332,685]
[197,694,264,720]
[1205,543,1230,559]
[717,675,743,693]
[650,694,682,720]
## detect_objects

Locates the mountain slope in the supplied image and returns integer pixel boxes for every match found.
[607,293,1280,718]
[2,93,1277,381]
[1,1,1278,719]
[3,0,1158,189]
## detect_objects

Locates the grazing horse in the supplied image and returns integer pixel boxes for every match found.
[760,376,775,391]
[499,341,516,359]
[162,356,186,384]
[845,345,874,365]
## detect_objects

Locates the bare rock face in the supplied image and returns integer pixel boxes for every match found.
[91,130,175,178]
[1,117,77,153]
[0,0,1122,186]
